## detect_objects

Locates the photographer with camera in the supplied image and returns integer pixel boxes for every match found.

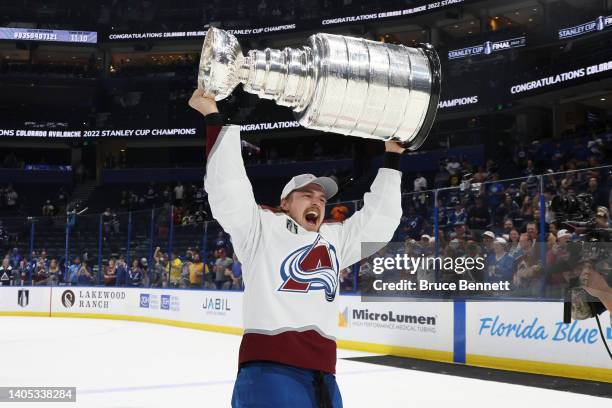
[580,261,612,315]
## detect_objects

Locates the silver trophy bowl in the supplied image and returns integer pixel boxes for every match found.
[198,27,441,150]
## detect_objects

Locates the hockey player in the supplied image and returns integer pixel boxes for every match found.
[189,89,404,407]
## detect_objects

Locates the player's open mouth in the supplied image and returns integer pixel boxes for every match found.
[304,210,319,226]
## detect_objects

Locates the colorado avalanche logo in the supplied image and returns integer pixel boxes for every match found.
[278,235,339,302]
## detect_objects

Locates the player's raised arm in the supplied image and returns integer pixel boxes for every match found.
[189,89,260,264]
[332,141,404,270]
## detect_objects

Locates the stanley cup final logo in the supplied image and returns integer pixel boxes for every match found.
[17,289,29,307]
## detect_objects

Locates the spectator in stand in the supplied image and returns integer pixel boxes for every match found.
[115,256,128,286]
[66,256,81,285]
[194,184,207,210]
[42,200,55,216]
[467,197,490,231]
[189,252,206,288]
[27,250,37,270]
[45,259,61,286]
[0,257,12,286]
[167,251,183,288]
[500,218,515,237]
[12,259,29,285]
[128,259,144,287]
[104,258,117,286]
[513,233,533,260]
[435,197,448,226]
[446,156,462,186]
[400,205,423,241]
[151,247,166,288]
[173,206,185,226]
[102,208,113,236]
[339,267,353,292]
[486,173,505,208]
[161,186,172,204]
[447,202,467,227]
[39,250,48,267]
[160,253,170,287]
[181,210,195,226]
[523,159,538,190]
[586,177,607,208]
[178,253,192,288]
[33,260,47,285]
[77,263,94,286]
[546,229,571,266]
[550,142,566,170]
[140,258,149,286]
[513,234,541,293]
[413,172,427,192]
[453,223,468,243]
[9,247,22,267]
[184,184,196,209]
[526,222,538,245]
[514,182,529,207]
[145,183,157,207]
[587,132,604,157]
[194,205,208,223]
[330,204,349,222]
[0,221,7,247]
[481,230,495,259]
[494,194,520,225]
[214,248,233,289]
[486,237,513,283]
[507,228,521,258]
[519,196,534,225]
[173,182,185,206]
[223,253,243,290]
[214,231,228,250]
[472,166,488,183]
[434,163,450,188]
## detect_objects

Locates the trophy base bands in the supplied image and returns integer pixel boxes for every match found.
[0,387,76,402]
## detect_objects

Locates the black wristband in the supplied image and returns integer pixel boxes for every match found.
[383,152,401,170]
[204,112,226,126]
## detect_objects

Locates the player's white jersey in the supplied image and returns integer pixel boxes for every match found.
[205,125,402,373]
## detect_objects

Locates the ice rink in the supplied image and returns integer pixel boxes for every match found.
[1,316,609,408]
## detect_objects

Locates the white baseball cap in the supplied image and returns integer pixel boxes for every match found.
[482,231,495,239]
[280,174,338,201]
[494,237,507,245]
[557,229,571,239]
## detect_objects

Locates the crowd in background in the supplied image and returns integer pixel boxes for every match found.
[0,230,243,291]
[1,152,609,300]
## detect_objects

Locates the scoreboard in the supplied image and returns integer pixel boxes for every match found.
[0,27,97,44]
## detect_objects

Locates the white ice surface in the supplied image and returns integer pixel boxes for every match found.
[0,317,609,408]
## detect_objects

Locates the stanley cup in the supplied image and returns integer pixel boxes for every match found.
[198,27,441,150]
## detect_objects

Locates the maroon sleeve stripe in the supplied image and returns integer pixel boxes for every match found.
[205,124,223,159]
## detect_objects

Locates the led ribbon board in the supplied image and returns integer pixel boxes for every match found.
[0,27,97,44]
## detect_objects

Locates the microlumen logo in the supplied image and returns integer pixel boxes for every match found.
[338,307,436,328]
